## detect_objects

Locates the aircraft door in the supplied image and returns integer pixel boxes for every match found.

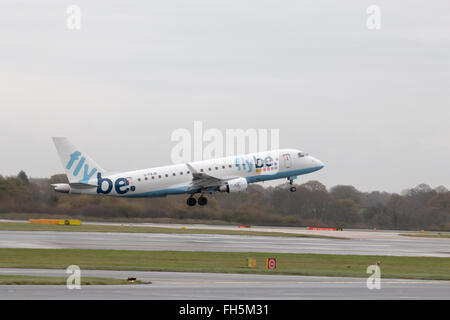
[125,177,136,192]
[125,177,133,187]
[282,154,291,168]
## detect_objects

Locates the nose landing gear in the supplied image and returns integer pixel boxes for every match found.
[288,178,297,192]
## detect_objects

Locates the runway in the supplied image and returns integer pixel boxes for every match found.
[0,230,449,257]
[1,228,448,300]
[83,221,439,240]
[0,268,448,299]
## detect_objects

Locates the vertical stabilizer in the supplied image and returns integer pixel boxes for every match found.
[52,137,106,184]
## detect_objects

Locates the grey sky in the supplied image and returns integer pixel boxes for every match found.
[0,0,449,193]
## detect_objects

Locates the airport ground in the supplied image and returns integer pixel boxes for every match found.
[0,220,448,299]
[1,269,449,300]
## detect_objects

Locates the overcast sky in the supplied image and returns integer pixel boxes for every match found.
[0,0,449,193]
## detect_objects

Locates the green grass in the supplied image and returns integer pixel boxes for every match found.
[0,248,449,280]
[0,222,344,239]
[401,233,450,239]
[0,274,149,285]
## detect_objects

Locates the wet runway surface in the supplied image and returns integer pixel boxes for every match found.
[0,230,449,257]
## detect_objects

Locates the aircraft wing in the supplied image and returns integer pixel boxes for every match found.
[186,163,233,192]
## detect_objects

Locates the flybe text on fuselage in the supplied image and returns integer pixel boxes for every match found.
[96,173,136,195]
[235,155,278,173]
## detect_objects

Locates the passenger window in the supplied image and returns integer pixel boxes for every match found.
[200,169,204,172]
[152,176,155,179]
[180,172,183,175]
[158,175,161,178]
[165,174,168,177]
[215,167,218,170]
[173,173,176,176]
[208,168,211,171]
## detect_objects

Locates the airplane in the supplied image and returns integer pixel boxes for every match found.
[51,137,325,206]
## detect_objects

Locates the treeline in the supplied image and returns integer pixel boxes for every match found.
[0,171,449,231]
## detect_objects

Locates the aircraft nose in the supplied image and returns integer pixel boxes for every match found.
[318,159,325,168]
[314,157,325,169]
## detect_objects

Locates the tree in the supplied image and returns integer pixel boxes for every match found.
[50,174,69,184]
[330,185,365,206]
[301,180,327,192]
[328,199,361,225]
[435,185,449,194]
[405,184,437,206]
[428,193,450,210]
[365,191,391,207]
[18,171,29,185]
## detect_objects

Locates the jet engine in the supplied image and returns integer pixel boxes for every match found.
[218,177,248,193]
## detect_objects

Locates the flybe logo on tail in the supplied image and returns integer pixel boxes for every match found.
[66,151,98,183]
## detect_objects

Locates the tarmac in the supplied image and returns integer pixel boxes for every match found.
[0,268,449,299]
[0,223,448,299]
[0,230,449,257]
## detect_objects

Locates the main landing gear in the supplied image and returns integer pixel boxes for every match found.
[187,195,208,206]
[187,197,196,206]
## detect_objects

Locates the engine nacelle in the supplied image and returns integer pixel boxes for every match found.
[218,177,248,193]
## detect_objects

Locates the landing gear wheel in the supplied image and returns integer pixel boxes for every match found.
[187,197,197,206]
[198,196,208,206]
[288,178,296,192]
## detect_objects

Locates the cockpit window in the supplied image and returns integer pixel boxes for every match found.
[298,152,308,158]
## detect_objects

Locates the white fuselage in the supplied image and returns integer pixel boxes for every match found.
[68,149,324,198]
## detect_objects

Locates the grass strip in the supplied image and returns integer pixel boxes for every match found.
[400,233,450,239]
[0,248,448,280]
[0,222,344,239]
[0,274,149,285]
